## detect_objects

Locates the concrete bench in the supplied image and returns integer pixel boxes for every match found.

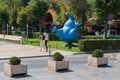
[0,34,23,44]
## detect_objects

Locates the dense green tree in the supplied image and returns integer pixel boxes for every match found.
[54,0,90,26]
[27,0,49,20]
[17,7,28,27]
[70,0,90,25]
[87,0,96,17]
[8,6,18,26]
[0,3,9,32]
[47,0,60,13]
[1,0,30,27]
[27,0,49,33]
[21,0,30,7]
[95,0,120,23]
[1,0,21,8]
[0,0,120,34]
[56,0,73,24]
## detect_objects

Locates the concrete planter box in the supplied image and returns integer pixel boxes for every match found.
[48,59,69,72]
[116,54,120,62]
[4,63,27,77]
[88,56,108,67]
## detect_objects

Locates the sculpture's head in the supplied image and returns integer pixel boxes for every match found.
[65,12,74,20]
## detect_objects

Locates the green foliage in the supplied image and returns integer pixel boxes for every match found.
[52,52,64,61]
[78,39,120,51]
[8,6,18,26]
[56,0,90,25]
[27,0,49,20]
[21,0,30,7]
[70,0,89,24]
[95,0,120,24]
[0,3,9,26]
[0,0,30,29]
[49,33,61,41]
[17,7,28,26]
[80,35,103,39]
[25,38,79,52]
[9,56,21,65]
[92,49,103,58]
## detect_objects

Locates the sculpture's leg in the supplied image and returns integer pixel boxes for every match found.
[65,43,72,49]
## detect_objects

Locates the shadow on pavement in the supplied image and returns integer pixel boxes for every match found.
[57,69,74,73]
[12,74,32,78]
[85,49,120,54]
[98,65,113,68]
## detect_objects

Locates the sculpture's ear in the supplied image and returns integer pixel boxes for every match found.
[66,12,74,20]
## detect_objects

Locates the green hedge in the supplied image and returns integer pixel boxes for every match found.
[80,35,103,39]
[78,39,120,51]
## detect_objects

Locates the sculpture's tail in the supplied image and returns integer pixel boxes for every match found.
[50,25,57,33]
[75,21,82,28]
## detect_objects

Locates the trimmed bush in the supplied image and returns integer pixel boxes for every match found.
[80,35,103,39]
[52,52,64,61]
[92,49,103,58]
[9,56,21,65]
[78,39,120,51]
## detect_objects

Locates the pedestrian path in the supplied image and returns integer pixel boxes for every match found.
[0,41,119,60]
[0,41,75,59]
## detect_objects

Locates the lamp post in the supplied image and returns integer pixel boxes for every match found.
[7,24,9,35]
[26,24,28,44]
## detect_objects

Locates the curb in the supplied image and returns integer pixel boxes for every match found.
[0,55,53,60]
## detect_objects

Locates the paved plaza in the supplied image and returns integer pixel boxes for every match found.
[0,41,74,59]
[0,41,120,80]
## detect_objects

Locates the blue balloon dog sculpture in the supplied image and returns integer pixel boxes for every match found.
[51,13,81,48]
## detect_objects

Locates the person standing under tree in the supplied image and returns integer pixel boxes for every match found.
[40,32,45,51]
[44,31,49,52]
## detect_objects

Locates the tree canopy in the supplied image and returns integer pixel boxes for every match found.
[0,0,120,32]
[95,0,120,24]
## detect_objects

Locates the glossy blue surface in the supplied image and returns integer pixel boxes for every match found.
[51,13,81,44]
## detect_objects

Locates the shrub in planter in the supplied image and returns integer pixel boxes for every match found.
[48,52,69,72]
[9,56,21,65]
[4,56,27,77]
[52,52,64,61]
[92,49,103,58]
[88,49,108,67]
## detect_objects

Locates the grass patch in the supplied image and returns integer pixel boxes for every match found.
[24,38,80,52]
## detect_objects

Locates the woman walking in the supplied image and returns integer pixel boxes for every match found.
[40,32,45,51]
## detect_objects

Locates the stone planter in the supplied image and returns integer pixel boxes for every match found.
[4,63,27,77]
[48,59,69,72]
[116,54,120,62]
[88,56,108,67]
